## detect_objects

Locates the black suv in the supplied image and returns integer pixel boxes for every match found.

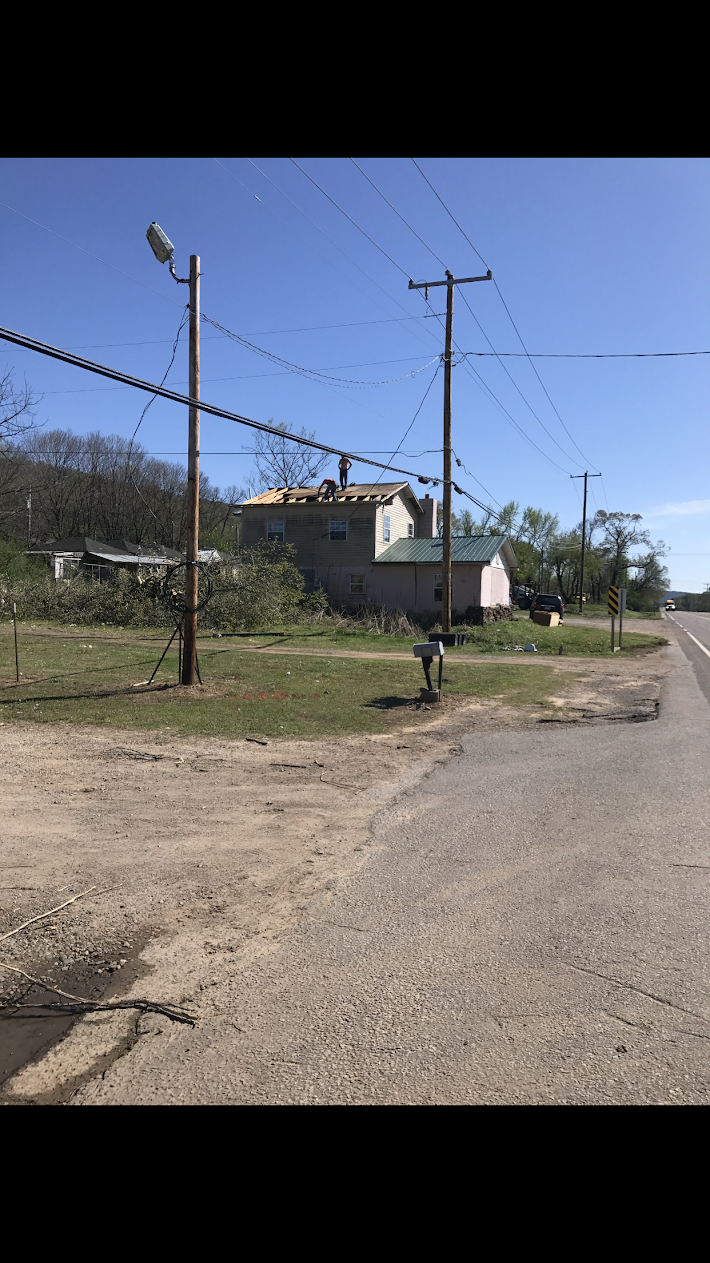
[530,593,564,620]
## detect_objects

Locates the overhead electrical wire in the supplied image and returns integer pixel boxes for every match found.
[200,315,441,388]
[216,158,440,355]
[298,159,580,477]
[0,201,183,309]
[0,323,520,530]
[344,157,586,475]
[0,324,449,485]
[290,158,411,280]
[409,157,601,472]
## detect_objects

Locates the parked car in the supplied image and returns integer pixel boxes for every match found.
[530,593,564,621]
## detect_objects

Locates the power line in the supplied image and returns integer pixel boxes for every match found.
[462,349,710,358]
[200,313,439,387]
[333,361,443,536]
[214,157,414,326]
[289,158,411,279]
[245,157,416,310]
[410,159,490,269]
[0,201,183,309]
[0,324,453,486]
[217,157,442,356]
[349,159,447,268]
[451,450,504,511]
[239,157,442,356]
[344,160,582,475]
[128,306,189,458]
[0,323,517,529]
[280,159,583,476]
[457,288,583,470]
[0,314,449,356]
[410,158,599,472]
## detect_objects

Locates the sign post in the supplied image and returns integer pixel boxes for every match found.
[619,587,627,648]
[608,586,619,652]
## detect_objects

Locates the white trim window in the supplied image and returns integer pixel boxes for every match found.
[434,573,453,603]
[350,574,365,595]
[407,521,414,537]
[384,513,391,542]
[267,521,284,542]
[330,519,347,541]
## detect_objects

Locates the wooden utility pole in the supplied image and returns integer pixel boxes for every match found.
[12,602,19,682]
[571,471,601,614]
[182,254,200,685]
[442,274,454,634]
[408,269,491,633]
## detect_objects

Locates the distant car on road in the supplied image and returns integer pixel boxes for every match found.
[665,598,676,611]
[530,593,564,621]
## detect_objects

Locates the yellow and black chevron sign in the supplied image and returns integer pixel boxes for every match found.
[608,586,619,615]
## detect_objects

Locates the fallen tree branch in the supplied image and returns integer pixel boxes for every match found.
[320,773,359,791]
[0,961,196,1026]
[0,959,85,1000]
[0,886,97,944]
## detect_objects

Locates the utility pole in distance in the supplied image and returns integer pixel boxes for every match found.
[408,269,491,633]
[571,471,602,614]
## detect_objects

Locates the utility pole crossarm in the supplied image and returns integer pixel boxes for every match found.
[409,272,492,288]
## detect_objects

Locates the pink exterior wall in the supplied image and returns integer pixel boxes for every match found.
[320,562,511,614]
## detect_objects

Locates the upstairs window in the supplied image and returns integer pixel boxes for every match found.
[407,522,414,537]
[384,514,391,542]
[267,521,284,542]
[330,520,347,541]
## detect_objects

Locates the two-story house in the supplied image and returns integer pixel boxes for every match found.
[240,483,516,617]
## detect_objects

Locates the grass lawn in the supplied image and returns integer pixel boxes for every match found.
[0,627,574,738]
[200,620,667,658]
[562,603,661,620]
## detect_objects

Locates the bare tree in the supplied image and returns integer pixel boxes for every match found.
[249,420,328,490]
[0,368,39,443]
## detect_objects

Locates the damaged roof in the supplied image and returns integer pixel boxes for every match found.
[241,482,423,510]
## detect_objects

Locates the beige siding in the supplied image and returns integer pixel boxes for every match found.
[242,505,376,572]
[374,491,417,557]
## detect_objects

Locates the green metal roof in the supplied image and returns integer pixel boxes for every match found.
[373,535,517,565]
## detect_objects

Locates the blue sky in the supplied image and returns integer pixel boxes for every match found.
[1,157,708,590]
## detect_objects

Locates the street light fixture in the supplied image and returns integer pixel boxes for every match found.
[146,221,189,284]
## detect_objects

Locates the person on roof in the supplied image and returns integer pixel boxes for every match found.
[319,477,338,502]
[338,455,352,489]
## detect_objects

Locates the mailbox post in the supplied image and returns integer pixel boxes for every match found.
[414,640,444,703]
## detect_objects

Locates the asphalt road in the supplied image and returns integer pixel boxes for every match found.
[666,612,710,707]
[76,629,710,1105]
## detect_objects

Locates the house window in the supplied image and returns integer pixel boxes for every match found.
[330,520,347,541]
[350,575,365,595]
[407,522,414,537]
[267,521,284,542]
[433,574,453,603]
[384,514,391,542]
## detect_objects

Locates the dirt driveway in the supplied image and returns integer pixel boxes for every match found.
[0,650,671,1104]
